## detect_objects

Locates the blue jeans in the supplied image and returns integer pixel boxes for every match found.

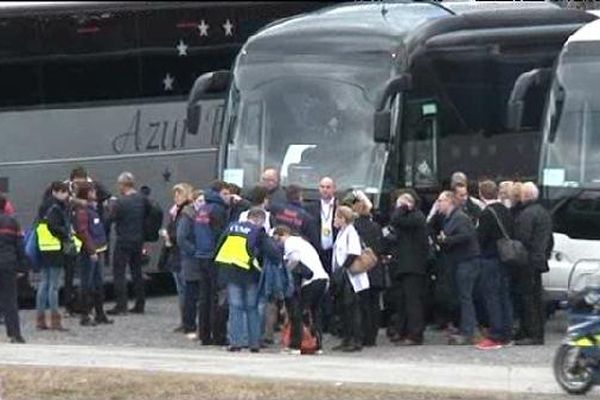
[183,280,200,331]
[481,257,513,341]
[172,271,186,309]
[80,255,103,292]
[455,259,480,338]
[227,281,260,349]
[36,265,63,313]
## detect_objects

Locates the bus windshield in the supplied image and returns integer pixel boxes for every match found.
[224,58,389,191]
[541,53,600,191]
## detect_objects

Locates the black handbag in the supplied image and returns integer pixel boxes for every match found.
[488,207,529,267]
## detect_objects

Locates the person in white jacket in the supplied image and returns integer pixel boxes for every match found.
[331,205,369,352]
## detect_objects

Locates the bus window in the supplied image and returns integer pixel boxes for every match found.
[39,11,140,104]
[0,17,42,108]
[138,8,238,98]
[402,100,439,188]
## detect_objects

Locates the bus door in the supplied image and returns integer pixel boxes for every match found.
[402,99,440,190]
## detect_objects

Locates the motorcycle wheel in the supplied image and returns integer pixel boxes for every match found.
[553,344,594,395]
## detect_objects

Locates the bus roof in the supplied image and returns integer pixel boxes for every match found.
[243,1,594,59]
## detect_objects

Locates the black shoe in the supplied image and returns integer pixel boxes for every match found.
[173,325,186,333]
[396,338,423,346]
[515,337,544,346]
[342,344,362,353]
[332,341,351,351]
[106,308,127,316]
[250,348,260,354]
[95,315,114,325]
[129,307,144,314]
[201,338,214,346]
[10,336,26,344]
[80,317,97,327]
[227,346,241,352]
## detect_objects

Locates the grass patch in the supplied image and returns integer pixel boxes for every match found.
[0,366,559,400]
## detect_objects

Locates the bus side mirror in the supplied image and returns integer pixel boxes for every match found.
[373,74,412,143]
[374,110,391,143]
[376,74,412,111]
[187,70,232,135]
[506,68,551,132]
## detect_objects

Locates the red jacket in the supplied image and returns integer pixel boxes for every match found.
[74,203,96,255]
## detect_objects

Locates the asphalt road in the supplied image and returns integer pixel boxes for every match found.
[15,295,567,368]
[0,295,581,396]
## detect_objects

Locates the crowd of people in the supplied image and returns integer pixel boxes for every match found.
[0,166,554,353]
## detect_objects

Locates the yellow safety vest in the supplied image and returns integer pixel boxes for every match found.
[214,235,260,271]
[36,222,82,254]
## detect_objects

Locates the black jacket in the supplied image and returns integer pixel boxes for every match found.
[38,196,72,265]
[514,201,553,273]
[387,206,428,277]
[354,215,385,289]
[463,197,483,225]
[440,208,480,264]
[477,202,514,259]
[0,211,27,272]
[109,191,146,245]
[305,199,339,251]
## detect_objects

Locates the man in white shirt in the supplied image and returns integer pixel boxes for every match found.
[273,225,329,354]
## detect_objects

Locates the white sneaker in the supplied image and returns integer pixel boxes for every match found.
[186,332,198,340]
[281,348,301,355]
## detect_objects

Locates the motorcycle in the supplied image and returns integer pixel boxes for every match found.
[554,262,600,395]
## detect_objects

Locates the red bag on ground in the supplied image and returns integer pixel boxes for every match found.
[281,319,318,355]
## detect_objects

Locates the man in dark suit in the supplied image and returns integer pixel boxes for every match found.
[306,177,338,274]
[306,177,338,334]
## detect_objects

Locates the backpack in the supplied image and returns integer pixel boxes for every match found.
[24,223,43,272]
[143,197,164,243]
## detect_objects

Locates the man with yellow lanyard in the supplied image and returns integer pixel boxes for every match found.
[214,208,281,353]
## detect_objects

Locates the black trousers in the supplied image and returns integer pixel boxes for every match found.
[63,254,78,313]
[363,288,381,345]
[393,274,425,342]
[287,279,328,350]
[341,278,365,347]
[318,249,336,333]
[516,267,545,341]
[197,259,218,342]
[0,269,22,339]
[112,242,144,311]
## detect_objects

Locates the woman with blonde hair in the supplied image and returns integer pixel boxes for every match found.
[331,205,370,352]
[160,183,193,333]
[348,191,383,347]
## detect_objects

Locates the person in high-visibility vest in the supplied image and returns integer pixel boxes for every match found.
[35,181,79,332]
[214,208,281,353]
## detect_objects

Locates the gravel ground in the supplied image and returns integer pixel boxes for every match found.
[14,295,567,367]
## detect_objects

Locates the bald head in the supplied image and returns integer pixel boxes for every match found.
[319,177,336,201]
[261,168,280,192]
[522,182,540,203]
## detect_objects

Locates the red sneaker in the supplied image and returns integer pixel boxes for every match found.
[476,338,503,350]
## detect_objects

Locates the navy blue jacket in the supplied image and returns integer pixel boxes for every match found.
[440,208,480,264]
[271,201,319,249]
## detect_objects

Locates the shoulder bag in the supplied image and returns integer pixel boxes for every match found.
[487,207,528,267]
[348,229,378,275]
